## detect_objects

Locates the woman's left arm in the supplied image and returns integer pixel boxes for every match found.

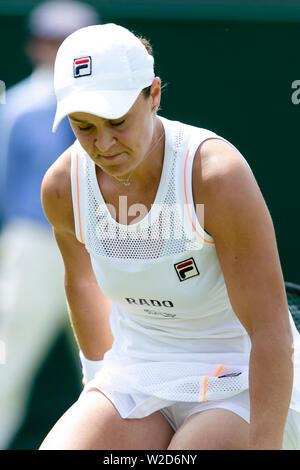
[197,139,294,450]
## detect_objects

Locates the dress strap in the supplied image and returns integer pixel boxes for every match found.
[70,140,86,244]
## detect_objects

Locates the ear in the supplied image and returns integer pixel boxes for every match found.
[150,77,161,110]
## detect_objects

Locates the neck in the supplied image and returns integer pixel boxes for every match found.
[113,117,165,189]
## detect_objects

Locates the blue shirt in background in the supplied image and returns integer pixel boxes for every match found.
[2,104,74,226]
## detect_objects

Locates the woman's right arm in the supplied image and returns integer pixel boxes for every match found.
[41,149,113,361]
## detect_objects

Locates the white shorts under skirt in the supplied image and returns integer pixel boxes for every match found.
[160,390,300,450]
[80,385,300,450]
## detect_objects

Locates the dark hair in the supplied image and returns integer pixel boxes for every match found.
[138,35,166,107]
[142,85,152,99]
[138,36,154,99]
[138,36,153,56]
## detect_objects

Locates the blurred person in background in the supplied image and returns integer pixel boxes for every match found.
[0,0,100,449]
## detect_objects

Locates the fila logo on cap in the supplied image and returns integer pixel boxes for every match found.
[73,56,92,78]
[174,257,199,282]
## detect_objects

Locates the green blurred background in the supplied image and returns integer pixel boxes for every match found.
[0,0,299,449]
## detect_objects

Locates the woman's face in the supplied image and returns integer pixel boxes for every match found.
[68,80,161,178]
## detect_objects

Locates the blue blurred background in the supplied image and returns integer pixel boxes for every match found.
[0,0,299,450]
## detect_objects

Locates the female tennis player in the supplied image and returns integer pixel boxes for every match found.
[39,23,300,450]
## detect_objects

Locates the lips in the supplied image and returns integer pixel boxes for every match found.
[98,152,122,160]
[95,152,128,167]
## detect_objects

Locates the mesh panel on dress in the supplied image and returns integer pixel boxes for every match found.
[84,123,201,259]
[90,360,249,402]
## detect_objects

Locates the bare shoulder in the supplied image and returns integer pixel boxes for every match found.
[193,137,267,237]
[41,145,74,233]
[194,138,255,193]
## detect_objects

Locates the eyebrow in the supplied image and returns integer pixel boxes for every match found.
[69,115,128,124]
[69,117,88,123]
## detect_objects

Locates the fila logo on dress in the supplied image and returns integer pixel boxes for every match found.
[174,257,199,281]
[73,56,92,78]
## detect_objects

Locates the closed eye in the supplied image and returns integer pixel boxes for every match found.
[110,119,125,127]
[78,125,93,131]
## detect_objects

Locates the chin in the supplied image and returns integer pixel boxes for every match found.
[95,162,132,177]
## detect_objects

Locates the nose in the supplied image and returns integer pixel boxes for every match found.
[94,127,117,154]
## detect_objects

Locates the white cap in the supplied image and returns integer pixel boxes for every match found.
[28,0,100,40]
[52,23,155,132]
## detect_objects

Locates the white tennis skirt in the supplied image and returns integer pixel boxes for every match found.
[79,349,300,450]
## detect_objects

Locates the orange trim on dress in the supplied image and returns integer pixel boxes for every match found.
[183,146,215,245]
[201,364,224,402]
[214,364,225,377]
[76,152,84,244]
[202,375,208,402]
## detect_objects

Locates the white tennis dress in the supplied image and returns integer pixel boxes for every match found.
[70,116,300,438]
